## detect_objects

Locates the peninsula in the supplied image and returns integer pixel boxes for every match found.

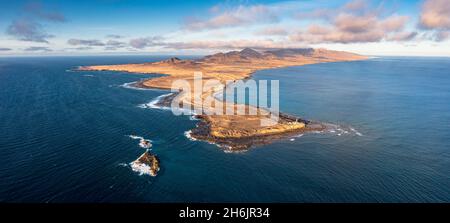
[80,48,367,150]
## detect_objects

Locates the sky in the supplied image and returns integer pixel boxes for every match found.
[0,0,449,56]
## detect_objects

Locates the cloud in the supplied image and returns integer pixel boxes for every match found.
[184,4,279,31]
[5,2,65,43]
[129,38,151,49]
[290,27,384,44]
[67,39,105,46]
[67,37,155,50]
[0,48,12,51]
[104,46,119,51]
[63,47,93,51]
[295,8,334,20]
[24,46,52,52]
[290,0,413,44]
[255,27,288,36]
[387,31,418,41]
[380,15,410,32]
[104,40,126,50]
[129,36,164,49]
[343,0,368,12]
[75,47,93,50]
[296,0,370,20]
[6,19,54,43]
[419,0,450,30]
[433,31,450,41]
[164,39,283,50]
[334,13,378,33]
[418,0,450,41]
[333,14,408,34]
[106,40,126,47]
[24,2,66,22]
[106,34,124,39]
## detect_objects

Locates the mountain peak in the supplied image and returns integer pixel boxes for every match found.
[265,48,315,58]
[240,47,256,53]
[239,48,262,58]
[164,57,182,64]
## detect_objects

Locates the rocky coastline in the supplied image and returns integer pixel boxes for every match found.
[79,48,367,151]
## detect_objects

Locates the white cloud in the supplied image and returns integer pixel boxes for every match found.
[184,4,280,31]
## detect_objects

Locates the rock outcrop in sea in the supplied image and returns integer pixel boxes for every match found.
[130,150,160,176]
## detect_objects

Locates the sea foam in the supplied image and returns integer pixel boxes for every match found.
[320,123,363,137]
[130,160,152,176]
[184,130,198,141]
[137,93,175,110]
[127,135,153,149]
[350,127,363,136]
[120,81,153,91]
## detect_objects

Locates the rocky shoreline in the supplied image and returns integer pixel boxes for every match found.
[188,114,326,151]
[144,88,326,150]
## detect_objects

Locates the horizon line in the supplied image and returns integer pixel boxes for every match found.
[1,53,450,58]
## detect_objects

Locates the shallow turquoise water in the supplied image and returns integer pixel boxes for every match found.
[0,56,449,202]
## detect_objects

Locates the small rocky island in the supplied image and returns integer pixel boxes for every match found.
[131,150,160,177]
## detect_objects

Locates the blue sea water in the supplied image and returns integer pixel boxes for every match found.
[0,56,449,202]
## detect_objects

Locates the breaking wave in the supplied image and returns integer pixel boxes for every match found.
[289,134,304,141]
[120,81,152,91]
[350,127,363,136]
[130,160,152,176]
[137,93,174,110]
[127,135,152,149]
[184,130,198,141]
[316,123,364,137]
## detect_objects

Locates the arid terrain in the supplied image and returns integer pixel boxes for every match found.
[80,48,367,150]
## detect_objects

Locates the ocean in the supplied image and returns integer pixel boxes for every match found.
[0,56,449,202]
